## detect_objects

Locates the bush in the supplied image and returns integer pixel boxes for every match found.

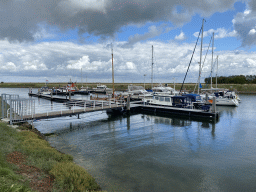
[19,131,73,162]
[50,162,101,192]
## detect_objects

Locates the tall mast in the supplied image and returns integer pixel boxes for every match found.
[216,55,218,88]
[111,43,114,96]
[211,32,214,90]
[198,19,205,94]
[151,45,154,89]
[81,68,83,88]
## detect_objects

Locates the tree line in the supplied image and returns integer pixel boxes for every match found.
[204,75,256,84]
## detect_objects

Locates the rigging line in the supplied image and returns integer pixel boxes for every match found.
[180,26,202,93]
[193,35,213,92]
[204,56,218,88]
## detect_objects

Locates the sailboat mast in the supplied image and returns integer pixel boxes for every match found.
[81,68,83,88]
[111,43,115,96]
[211,32,214,90]
[216,55,218,88]
[151,45,154,89]
[198,19,205,94]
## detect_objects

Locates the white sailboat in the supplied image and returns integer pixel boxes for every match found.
[200,33,239,106]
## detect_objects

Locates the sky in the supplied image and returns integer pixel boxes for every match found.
[0,0,256,84]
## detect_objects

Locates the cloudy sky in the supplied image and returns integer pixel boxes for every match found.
[0,0,256,84]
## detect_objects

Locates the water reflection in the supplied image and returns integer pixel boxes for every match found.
[217,106,237,118]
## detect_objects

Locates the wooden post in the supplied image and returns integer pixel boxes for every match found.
[127,94,131,111]
[206,93,208,103]
[212,96,216,113]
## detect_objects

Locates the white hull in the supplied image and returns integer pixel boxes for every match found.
[215,98,239,106]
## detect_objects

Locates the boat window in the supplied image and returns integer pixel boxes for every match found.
[154,96,158,100]
[159,97,164,101]
[165,97,170,102]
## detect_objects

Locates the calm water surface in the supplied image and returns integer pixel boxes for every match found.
[1,88,256,191]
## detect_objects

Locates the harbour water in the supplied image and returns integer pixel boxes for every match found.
[1,88,256,191]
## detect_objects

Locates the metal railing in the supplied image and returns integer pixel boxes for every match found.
[4,98,126,124]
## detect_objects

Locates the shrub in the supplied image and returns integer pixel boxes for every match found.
[50,162,101,192]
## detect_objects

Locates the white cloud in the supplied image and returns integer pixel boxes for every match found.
[0,39,255,83]
[248,29,256,35]
[23,61,48,71]
[1,62,17,71]
[126,62,137,70]
[67,56,91,70]
[193,28,237,39]
[175,31,186,41]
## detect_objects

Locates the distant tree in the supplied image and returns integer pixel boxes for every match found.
[204,75,249,84]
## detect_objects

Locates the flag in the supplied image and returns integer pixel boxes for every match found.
[199,83,202,88]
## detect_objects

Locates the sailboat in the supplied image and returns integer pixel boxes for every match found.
[200,33,239,106]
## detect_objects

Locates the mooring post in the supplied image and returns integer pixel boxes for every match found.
[51,92,53,100]
[127,94,131,111]
[212,96,216,113]
[206,93,208,103]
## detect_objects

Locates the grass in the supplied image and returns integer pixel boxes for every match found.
[0,120,102,191]
[0,122,33,191]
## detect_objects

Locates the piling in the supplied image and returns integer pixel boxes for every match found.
[212,96,216,113]
[69,92,71,100]
[127,94,131,111]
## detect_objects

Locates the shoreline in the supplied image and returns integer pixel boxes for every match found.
[0,98,104,192]
[0,83,256,93]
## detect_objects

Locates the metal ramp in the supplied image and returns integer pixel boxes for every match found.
[1,94,35,124]
[1,93,127,124]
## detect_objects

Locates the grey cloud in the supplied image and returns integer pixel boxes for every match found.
[0,0,240,42]
[232,1,256,47]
